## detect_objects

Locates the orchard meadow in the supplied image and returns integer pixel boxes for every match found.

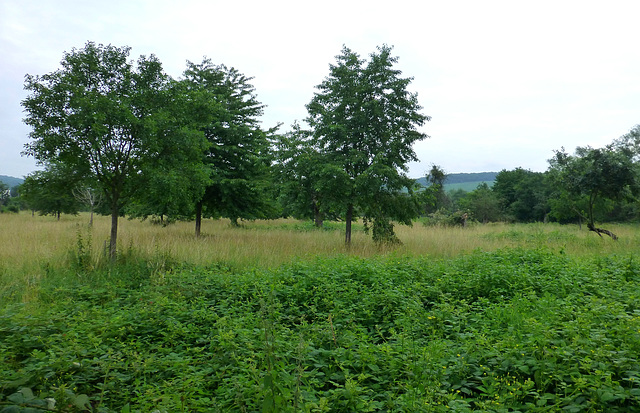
[1,213,640,412]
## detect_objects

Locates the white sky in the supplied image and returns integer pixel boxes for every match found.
[1,0,639,179]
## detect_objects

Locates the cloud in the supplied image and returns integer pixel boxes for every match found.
[1,0,639,178]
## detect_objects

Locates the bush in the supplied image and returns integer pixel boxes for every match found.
[422,209,473,227]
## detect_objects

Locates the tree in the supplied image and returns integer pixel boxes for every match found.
[548,144,640,239]
[492,168,549,222]
[179,59,276,236]
[22,42,203,260]
[73,186,102,226]
[123,76,211,225]
[274,125,323,225]
[306,45,430,245]
[612,124,640,160]
[458,183,501,223]
[20,164,83,219]
[273,123,346,227]
[424,164,449,213]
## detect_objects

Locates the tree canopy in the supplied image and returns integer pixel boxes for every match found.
[177,59,277,235]
[20,41,640,248]
[493,168,549,222]
[305,45,430,244]
[19,163,83,219]
[22,42,207,259]
[547,144,640,239]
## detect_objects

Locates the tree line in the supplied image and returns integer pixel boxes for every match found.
[424,124,640,240]
[9,42,640,255]
[15,42,428,259]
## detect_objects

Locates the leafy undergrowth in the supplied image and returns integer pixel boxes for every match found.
[1,248,640,412]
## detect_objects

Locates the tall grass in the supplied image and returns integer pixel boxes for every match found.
[2,212,638,268]
[1,212,638,303]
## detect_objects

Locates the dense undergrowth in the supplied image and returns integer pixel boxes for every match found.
[2,248,640,412]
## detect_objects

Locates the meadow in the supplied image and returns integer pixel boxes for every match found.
[1,213,640,412]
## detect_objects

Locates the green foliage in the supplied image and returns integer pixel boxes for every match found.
[19,165,83,219]
[305,45,429,244]
[0,182,19,213]
[424,164,450,213]
[181,59,277,233]
[0,182,7,199]
[124,81,211,222]
[548,143,640,237]
[613,124,640,160]
[458,183,502,223]
[21,42,194,260]
[2,249,640,411]
[493,168,549,222]
[422,209,473,227]
[273,123,346,227]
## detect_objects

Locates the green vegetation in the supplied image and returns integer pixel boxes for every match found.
[4,40,640,412]
[22,42,207,260]
[2,240,640,411]
[443,181,495,193]
[2,214,640,412]
[303,44,429,245]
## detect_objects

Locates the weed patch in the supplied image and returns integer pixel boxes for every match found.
[1,249,640,411]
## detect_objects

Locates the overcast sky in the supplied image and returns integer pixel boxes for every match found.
[2,0,639,179]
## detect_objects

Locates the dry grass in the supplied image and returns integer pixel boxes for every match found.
[2,212,639,304]
[1,212,638,278]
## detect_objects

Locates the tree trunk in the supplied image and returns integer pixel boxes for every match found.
[195,201,202,237]
[587,223,618,240]
[313,200,323,228]
[345,203,353,246]
[109,199,119,262]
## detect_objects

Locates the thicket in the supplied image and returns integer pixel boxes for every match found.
[2,248,639,412]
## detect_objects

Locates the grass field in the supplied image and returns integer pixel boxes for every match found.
[1,213,639,411]
[1,212,637,275]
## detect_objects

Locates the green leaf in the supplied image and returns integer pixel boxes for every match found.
[17,388,34,401]
[73,394,91,409]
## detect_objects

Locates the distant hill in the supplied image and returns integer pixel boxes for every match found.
[415,172,497,192]
[0,175,24,188]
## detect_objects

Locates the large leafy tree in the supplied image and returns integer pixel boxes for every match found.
[22,42,204,259]
[458,183,502,223]
[306,45,430,245]
[20,163,83,219]
[273,123,347,227]
[180,59,276,236]
[124,76,211,224]
[492,168,549,222]
[548,143,640,239]
[613,124,640,160]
